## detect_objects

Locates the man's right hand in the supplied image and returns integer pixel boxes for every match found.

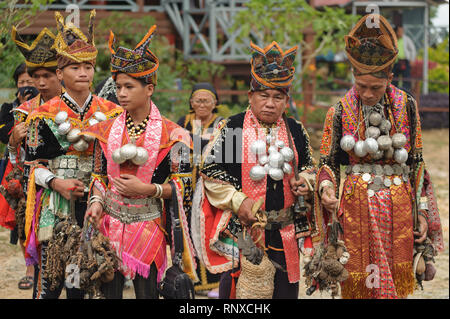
[86,202,104,228]
[321,186,339,212]
[9,122,28,147]
[50,178,85,200]
[237,197,258,227]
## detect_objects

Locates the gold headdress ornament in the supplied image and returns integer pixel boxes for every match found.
[11,26,58,72]
[53,10,98,69]
[108,25,159,85]
[345,14,398,78]
[249,41,298,95]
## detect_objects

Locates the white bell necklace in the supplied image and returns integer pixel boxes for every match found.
[339,99,408,164]
[111,113,149,166]
[249,125,295,182]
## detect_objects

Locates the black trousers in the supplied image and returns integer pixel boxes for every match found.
[219,228,299,299]
[101,263,159,299]
[32,197,87,299]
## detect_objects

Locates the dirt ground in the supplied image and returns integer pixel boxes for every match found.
[0,129,448,299]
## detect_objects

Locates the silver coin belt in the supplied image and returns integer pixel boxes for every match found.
[104,189,162,224]
[345,163,411,198]
[264,207,294,231]
[49,155,93,192]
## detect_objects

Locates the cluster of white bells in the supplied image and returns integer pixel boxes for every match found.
[55,110,107,152]
[339,111,408,164]
[111,142,149,166]
[249,135,295,182]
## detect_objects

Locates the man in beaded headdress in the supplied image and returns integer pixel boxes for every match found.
[23,10,122,299]
[0,26,63,290]
[315,14,443,299]
[82,25,198,299]
[193,41,316,299]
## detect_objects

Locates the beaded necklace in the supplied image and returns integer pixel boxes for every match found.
[126,112,149,140]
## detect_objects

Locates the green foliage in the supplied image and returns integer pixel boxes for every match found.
[0,0,54,88]
[419,38,449,93]
[230,0,358,89]
[94,12,227,122]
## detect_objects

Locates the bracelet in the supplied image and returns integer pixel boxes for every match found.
[7,144,17,155]
[89,195,104,207]
[153,184,163,198]
[319,180,334,197]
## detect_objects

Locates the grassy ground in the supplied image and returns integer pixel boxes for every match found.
[0,129,448,299]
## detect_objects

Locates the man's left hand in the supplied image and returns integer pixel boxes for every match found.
[413,213,428,244]
[113,174,149,197]
[289,175,310,197]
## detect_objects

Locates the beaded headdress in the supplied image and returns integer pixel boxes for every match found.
[53,10,98,69]
[108,25,159,85]
[250,41,298,95]
[345,14,398,78]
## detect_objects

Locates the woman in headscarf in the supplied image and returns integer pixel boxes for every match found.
[177,83,223,298]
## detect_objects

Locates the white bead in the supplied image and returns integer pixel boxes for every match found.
[282,162,293,175]
[369,112,382,126]
[112,148,126,164]
[377,135,392,150]
[57,121,71,135]
[279,147,294,162]
[379,120,392,134]
[89,118,99,127]
[364,137,379,154]
[268,145,278,154]
[275,140,285,149]
[268,152,284,168]
[250,140,267,155]
[394,148,408,164]
[392,133,407,149]
[66,128,81,143]
[268,167,284,181]
[83,134,95,143]
[340,135,356,152]
[258,154,269,166]
[249,165,266,181]
[72,138,89,152]
[55,111,68,125]
[384,146,395,159]
[354,140,368,157]
[93,112,107,122]
[366,126,380,139]
[120,143,137,160]
[131,147,149,165]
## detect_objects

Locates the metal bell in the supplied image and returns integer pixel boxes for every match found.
[268,152,284,168]
[369,112,382,126]
[250,140,266,155]
[377,135,392,150]
[93,112,107,122]
[394,148,408,164]
[249,165,266,181]
[282,162,293,175]
[340,135,356,152]
[279,147,294,162]
[364,137,379,154]
[275,140,285,149]
[268,167,284,181]
[73,138,89,152]
[366,126,381,139]
[392,133,407,149]
[371,149,384,160]
[379,120,392,134]
[57,121,71,135]
[83,134,95,143]
[112,148,126,164]
[354,140,368,158]
[55,111,68,125]
[268,145,278,154]
[89,118,99,127]
[384,146,395,159]
[131,147,149,166]
[120,143,137,160]
[258,154,269,166]
[66,128,82,143]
